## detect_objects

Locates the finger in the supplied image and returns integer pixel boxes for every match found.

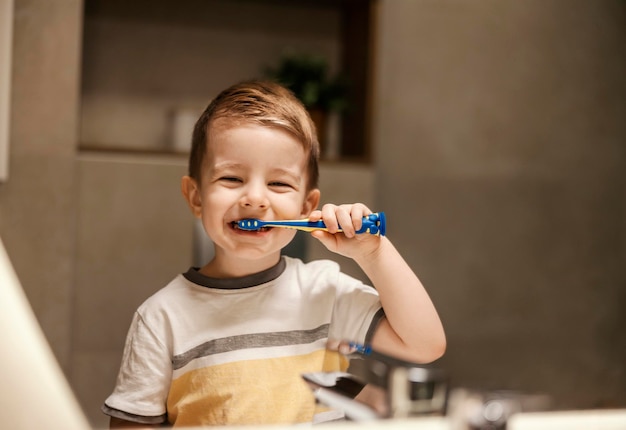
[347,204,366,233]
[337,340,355,355]
[321,204,340,233]
[308,209,322,222]
[336,206,355,237]
[325,339,341,352]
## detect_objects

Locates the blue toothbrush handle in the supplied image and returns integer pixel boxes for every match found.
[355,212,386,236]
[239,212,386,236]
[307,212,386,236]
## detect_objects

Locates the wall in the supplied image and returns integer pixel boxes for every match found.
[1,0,625,428]
[70,153,194,427]
[0,0,83,373]
[373,0,626,409]
[307,162,376,282]
[80,0,342,152]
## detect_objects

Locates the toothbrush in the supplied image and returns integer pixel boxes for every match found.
[236,212,386,236]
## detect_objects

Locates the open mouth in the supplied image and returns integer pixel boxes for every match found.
[230,221,272,232]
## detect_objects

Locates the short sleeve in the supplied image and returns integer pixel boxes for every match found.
[102,312,171,424]
[328,270,383,345]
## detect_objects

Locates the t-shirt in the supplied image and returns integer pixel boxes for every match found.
[102,256,383,427]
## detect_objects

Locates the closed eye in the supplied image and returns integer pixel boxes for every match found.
[220,176,242,183]
[269,181,295,189]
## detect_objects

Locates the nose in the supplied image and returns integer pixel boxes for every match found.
[239,181,269,209]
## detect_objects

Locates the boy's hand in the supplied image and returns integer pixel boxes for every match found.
[308,203,382,260]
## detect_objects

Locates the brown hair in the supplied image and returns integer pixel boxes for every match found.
[188,80,320,190]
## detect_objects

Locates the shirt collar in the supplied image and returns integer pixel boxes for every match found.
[182,257,287,289]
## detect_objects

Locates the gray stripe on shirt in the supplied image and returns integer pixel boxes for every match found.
[172,323,330,370]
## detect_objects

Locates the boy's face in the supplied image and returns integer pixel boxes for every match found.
[182,119,320,273]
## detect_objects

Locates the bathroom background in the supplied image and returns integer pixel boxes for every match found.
[0,0,624,428]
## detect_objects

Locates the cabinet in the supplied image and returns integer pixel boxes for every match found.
[80,0,375,162]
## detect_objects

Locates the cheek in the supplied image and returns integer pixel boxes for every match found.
[203,186,235,207]
[272,194,308,217]
[198,193,230,226]
[275,226,298,246]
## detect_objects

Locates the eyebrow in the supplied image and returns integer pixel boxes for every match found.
[269,167,302,183]
[211,162,244,172]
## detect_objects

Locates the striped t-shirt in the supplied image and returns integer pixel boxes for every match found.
[102,256,383,427]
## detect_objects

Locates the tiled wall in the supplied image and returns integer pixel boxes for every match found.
[306,163,376,283]
[1,0,624,428]
[373,0,626,409]
[71,153,193,427]
[0,0,83,372]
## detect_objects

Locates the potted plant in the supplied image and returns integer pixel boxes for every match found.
[265,53,349,155]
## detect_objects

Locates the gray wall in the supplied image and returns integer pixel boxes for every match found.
[80,0,342,152]
[0,0,624,428]
[373,0,626,409]
[70,153,194,427]
[0,0,83,373]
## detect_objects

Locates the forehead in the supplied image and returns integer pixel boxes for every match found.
[205,119,308,171]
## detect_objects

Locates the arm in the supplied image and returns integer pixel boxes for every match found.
[309,204,446,363]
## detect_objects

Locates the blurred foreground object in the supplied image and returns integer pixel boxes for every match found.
[303,342,448,420]
[448,388,552,430]
[0,238,89,429]
[303,343,579,430]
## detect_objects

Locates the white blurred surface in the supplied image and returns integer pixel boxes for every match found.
[0,238,89,430]
[509,409,626,430]
[179,411,626,430]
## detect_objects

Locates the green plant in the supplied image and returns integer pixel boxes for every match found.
[265,53,349,113]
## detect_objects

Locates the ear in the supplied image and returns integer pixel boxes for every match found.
[301,188,320,217]
[181,176,203,218]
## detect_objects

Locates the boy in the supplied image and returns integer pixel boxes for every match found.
[102,81,445,428]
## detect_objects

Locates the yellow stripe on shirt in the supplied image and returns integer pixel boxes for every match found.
[167,348,348,427]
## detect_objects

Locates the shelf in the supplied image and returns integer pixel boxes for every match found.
[80,0,375,162]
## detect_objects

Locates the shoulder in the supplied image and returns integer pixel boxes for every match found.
[135,273,191,317]
[282,256,371,293]
[283,256,341,278]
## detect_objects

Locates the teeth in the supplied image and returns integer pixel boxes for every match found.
[231,222,269,232]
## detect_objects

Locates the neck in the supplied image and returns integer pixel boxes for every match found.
[199,251,282,278]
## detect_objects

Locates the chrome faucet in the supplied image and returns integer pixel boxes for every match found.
[303,343,448,421]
